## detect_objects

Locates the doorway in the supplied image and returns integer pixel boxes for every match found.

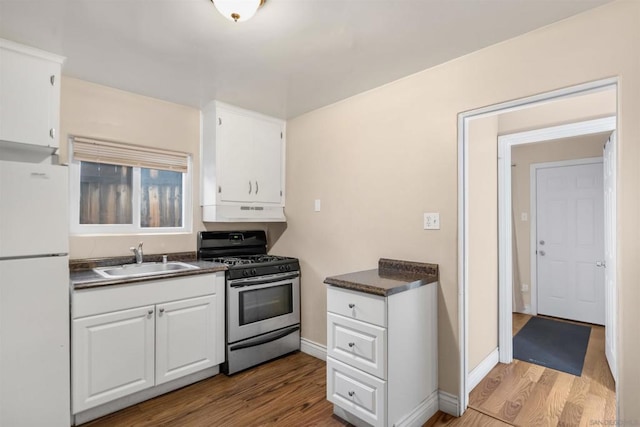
[498,117,615,363]
[457,79,618,415]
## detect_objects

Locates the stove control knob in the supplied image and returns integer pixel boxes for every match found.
[286,265,292,271]
[251,268,257,276]
[242,270,249,277]
[279,265,285,272]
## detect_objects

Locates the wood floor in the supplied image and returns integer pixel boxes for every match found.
[82,313,614,427]
[467,313,616,426]
[83,352,348,427]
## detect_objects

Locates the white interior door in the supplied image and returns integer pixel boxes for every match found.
[536,161,605,325]
[603,133,617,380]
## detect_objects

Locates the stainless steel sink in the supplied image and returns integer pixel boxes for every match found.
[93,261,199,279]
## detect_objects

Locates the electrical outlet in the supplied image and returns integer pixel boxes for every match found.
[521,212,528,221]
[423,212,440,230]
[521,283,529,292]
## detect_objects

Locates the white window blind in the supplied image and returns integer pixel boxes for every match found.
[71,136,190,173]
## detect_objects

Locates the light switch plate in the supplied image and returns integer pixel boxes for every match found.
[423,212,440,230]
[314,199,321,212]
[521,212,528,221]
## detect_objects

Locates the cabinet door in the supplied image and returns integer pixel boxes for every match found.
[252,118,283,204]
[155,295,218,385]
[0,47,60,148]
[72,306,155,413]
[217,109,254,203]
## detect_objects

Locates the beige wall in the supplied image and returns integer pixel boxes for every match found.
[511,134,610,311]
[61,77,203,259]
[270,0,640,415]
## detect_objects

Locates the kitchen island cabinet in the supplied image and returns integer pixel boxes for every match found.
[72,272,225,424]
[324,258,439,427]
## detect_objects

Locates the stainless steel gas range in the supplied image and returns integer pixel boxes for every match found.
[197,231,300,375]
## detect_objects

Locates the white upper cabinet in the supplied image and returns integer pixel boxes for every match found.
[0,39,64,149]
[201,101,286,222]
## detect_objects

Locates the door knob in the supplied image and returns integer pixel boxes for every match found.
[539,250,546,256]
[539,240,545,245]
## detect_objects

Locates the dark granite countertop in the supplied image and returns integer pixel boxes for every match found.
[324,258,438,297]
[70,253,227,290]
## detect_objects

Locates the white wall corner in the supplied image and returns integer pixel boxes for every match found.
[300,338,326,361]
[438,390,460,417]
[468,348,499,392]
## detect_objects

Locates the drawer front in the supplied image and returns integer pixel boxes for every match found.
[328,313,386,379]
[327,286,386,327]
[327,357,386,427]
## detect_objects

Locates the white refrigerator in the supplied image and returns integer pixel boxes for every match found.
[0,160,70,426]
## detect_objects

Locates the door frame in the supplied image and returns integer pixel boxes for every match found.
[529,157,605,319]
[457,77,618,415]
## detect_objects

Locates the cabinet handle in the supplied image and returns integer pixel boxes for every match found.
[255,181,259,194]
[147,309,153,315]
[348,391,355,397]
[348,303,355,309]
[49,128,55,139]
[50,75,55,86]
[218,186,222,193]
[218,117,222,125]
[159,308,165,315]
[348,342,355,348]
[249,181,252,194]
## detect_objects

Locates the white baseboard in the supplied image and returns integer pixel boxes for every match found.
[438,391,459,417]
[396,390,439,427]
[300,337,327,361]
[468,348,499,392]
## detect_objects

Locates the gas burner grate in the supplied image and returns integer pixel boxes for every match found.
[211,257,254,267]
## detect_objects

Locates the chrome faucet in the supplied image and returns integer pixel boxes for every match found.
[130,242,144,264]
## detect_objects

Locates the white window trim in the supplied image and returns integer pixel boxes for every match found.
[69,142,193,236]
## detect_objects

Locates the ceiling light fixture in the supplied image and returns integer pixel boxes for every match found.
[211,0,265,23]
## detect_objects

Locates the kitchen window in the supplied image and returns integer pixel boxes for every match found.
[69,136,192,235]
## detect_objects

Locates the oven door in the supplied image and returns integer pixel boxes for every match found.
[228,272,300,344]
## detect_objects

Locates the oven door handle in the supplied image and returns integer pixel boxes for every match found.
[229,325,300,351]
[229,272,300,287]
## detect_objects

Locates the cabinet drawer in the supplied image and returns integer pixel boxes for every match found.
[328,313,386,379]
[327,286,386,327]
[327,357,386,427]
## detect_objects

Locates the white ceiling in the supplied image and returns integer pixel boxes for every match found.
[0,0,612,119]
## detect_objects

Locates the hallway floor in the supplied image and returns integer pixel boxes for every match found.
[464,313,615,426]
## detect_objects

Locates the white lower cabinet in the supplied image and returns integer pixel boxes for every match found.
[72,306,155,412]
[72,273,225,415]
[155,295,217,385]
[327,284,438,427]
